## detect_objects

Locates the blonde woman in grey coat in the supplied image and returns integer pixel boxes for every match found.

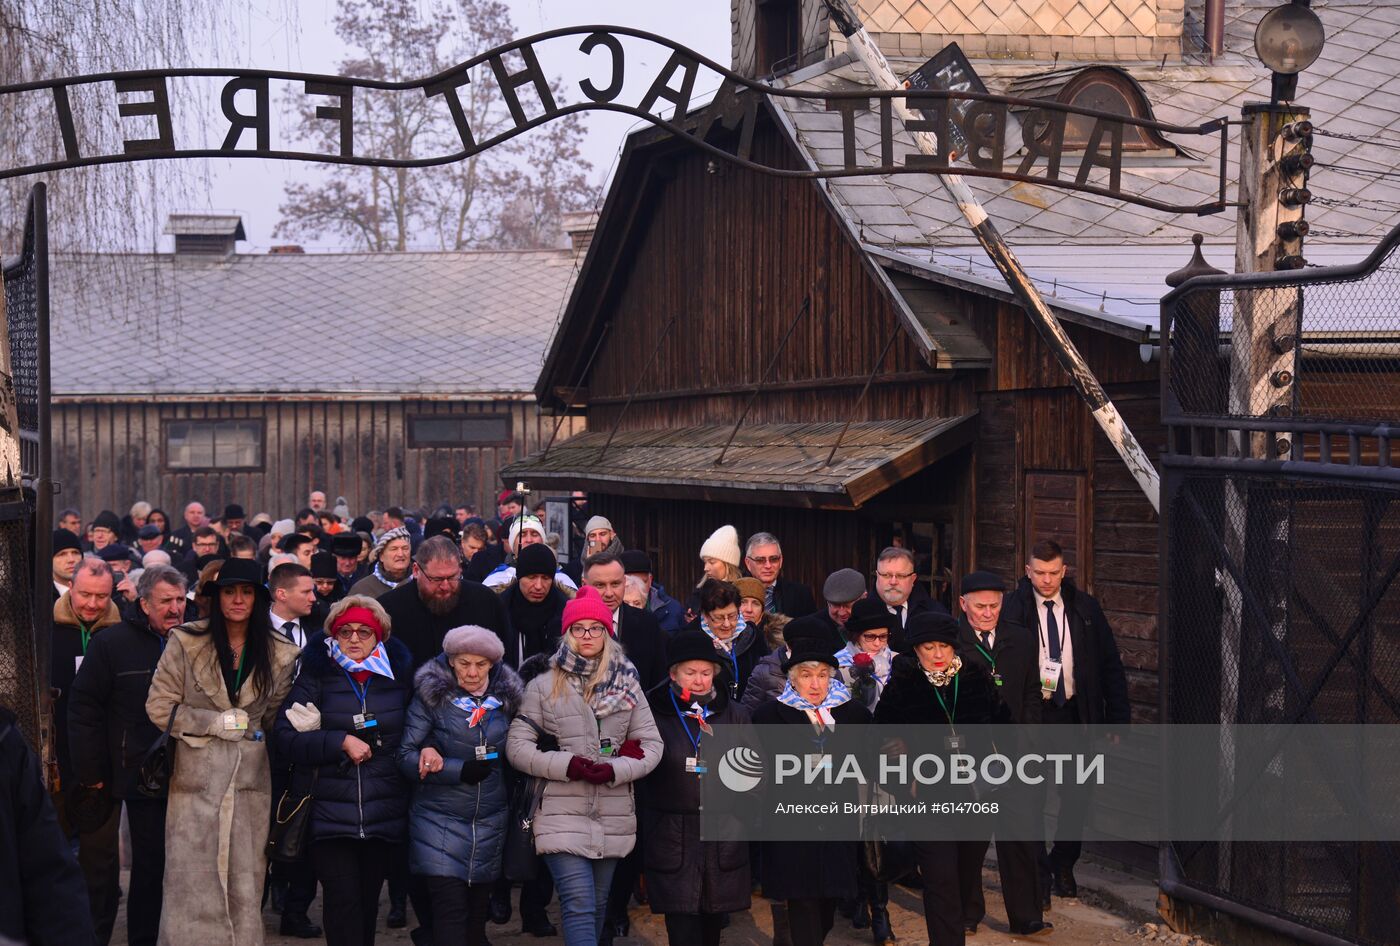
[506,586,662,946]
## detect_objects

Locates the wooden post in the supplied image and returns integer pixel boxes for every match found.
[821,0,1161,512]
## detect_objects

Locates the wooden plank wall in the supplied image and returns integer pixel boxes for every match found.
[51,398,584,522]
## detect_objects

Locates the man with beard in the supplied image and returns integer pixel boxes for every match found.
[67,565,191,946]
[872,546,947,651]
[379,535,510,669]
[349,526,413,599]
[503,543,570,666]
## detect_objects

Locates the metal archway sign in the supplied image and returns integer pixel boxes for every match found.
[1,26,1228,215]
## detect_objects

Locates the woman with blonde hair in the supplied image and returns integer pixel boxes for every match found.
[506,586,662,946]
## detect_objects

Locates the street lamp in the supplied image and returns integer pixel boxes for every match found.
[1254,0,1326,104]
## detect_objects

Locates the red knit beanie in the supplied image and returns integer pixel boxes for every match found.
[562,586,615,637]
[329,605,385,642]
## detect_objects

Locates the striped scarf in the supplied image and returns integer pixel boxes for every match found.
[700,616,753,655]
[326,638,395,680]
[450,693,503,727]
[551,639,640,718]
[372,562,408,590]
[777,678,852,726]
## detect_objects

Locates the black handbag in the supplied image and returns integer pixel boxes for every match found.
[136,707,177,798]
[502,714,556,882]
[268,767,319,863]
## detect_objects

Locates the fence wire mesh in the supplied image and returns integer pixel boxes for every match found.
[3,191,42,467]
[1165,472,1400,945]
[1167,248,1400,428]
[0,507,41,753]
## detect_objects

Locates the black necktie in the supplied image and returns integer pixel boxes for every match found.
[893,604,905,626]
[1045,601,1066,706]
[978,631,990,650]
[281,620,297,642]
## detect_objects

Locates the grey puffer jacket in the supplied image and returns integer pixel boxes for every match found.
[741,647,788,710]
[398,657,525,884]
[505,663,663,860]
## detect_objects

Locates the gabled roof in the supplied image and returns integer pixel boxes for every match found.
[768,0,1400,330]
[50,248,577,398]
[500,416,976,509]
[163,214,246,239]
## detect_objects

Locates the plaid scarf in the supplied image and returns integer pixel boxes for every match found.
[777,677,852,726]
[550,639,640,718]
[450,693,503,727]
[326,638,395,680]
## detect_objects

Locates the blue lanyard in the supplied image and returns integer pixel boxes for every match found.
[668,689,703,755]
[343,670,370,709]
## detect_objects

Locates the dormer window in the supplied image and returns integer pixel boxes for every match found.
[1009,65,1179,156]
[756,0,801,77]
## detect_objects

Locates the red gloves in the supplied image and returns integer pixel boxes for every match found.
[618,739,645,760]
[567,755,616,784]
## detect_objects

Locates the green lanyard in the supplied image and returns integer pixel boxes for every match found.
[974,640,994,670]
[78,620,93,655]
[932,673,960,729]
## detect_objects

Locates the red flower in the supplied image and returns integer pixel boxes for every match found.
[853,652,875,668]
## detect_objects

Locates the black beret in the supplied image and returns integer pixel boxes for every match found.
[959,570,1006,595]
[137,524,162,540]
[95,544,132,564]
[905,610,961,648]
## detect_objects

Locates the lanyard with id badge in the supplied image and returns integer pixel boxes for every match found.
[934,674,963,752]
[345,672,381,747]
[669,690,713,775]
[465,695,500,761]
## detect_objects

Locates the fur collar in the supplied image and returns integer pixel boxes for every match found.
[166,620,300,709]
[413,655,525,715]
[298,631,413,682]
[53,592,120,631]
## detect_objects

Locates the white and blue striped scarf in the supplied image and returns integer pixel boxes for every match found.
[450,693,502,727]
[699,616,753,654]
[777,677,852,725]
[326,638,395,680]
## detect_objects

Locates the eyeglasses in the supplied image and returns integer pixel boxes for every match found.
[569,626,605,638]
[860,633,890,643]
[708,613,739,627]
[877,571,915,581]
[334,626,376,641]
[419,571,462,586]
[747,555,781,565]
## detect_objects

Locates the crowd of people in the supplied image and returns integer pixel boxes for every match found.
[7,487,1130,946]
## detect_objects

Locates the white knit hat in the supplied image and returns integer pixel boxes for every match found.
[508,515,546,552]
[699,525,741,568]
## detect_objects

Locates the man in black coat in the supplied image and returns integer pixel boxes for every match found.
[166,500,205,559]
[953,571,1050,937]
[872,546,948,651]
[378,535,512,670]
[503,544,568,666]
[67,564,188,946]
[0,703,95,946]
[1001,539,1130,900]
[743,531,817,618]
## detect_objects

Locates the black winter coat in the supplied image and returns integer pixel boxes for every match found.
[379,578,511,670]
[1000,577,1131,725]
[615,604,669,691]
[751,698,869,901]
[0,707,95,946]
[503,581,566,666]
[766,577,817,618]
[66,613,169,799]
[873,652,1010,728]
[956,615,1042,725]
[274,634,415,844]
[50,595,122,790]
[640,682,753,915]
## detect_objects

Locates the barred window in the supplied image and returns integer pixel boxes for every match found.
[165,419,263,470]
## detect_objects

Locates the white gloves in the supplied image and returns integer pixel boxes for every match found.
[286,702,322,733]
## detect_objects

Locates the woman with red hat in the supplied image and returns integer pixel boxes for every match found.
[273,595,415,946]
[506,586,663,946]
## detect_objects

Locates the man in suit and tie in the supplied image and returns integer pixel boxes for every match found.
[955,570,1051,937]
[1002,539,1130,904]
[873,547,947,651]
[743,532,817,618]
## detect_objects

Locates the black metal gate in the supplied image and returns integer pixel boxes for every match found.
[1159,227,1400,946]
[1,182,52,756]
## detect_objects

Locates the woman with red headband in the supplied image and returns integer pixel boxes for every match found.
[273,594,415,946]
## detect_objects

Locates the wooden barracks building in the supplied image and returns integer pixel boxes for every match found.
[505,0,1400,725]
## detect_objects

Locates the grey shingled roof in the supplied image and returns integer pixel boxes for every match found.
[50,249,578,397]
[767,0,1400,331]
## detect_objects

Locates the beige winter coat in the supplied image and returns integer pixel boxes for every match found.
[145,621,300,946]
[506,668,662,860]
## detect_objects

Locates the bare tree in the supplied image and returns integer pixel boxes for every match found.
[0,2,270,252]
[275,0,593,251]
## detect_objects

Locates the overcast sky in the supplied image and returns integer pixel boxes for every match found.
[195,1,732,250]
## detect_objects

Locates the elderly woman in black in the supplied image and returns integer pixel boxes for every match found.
[641,629,755,946]
[873,611,1050,945]
[690,578,768,703]
[753,647,870,944]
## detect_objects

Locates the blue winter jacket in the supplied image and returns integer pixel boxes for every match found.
[397,656,525,883]
[273,633,415,843]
